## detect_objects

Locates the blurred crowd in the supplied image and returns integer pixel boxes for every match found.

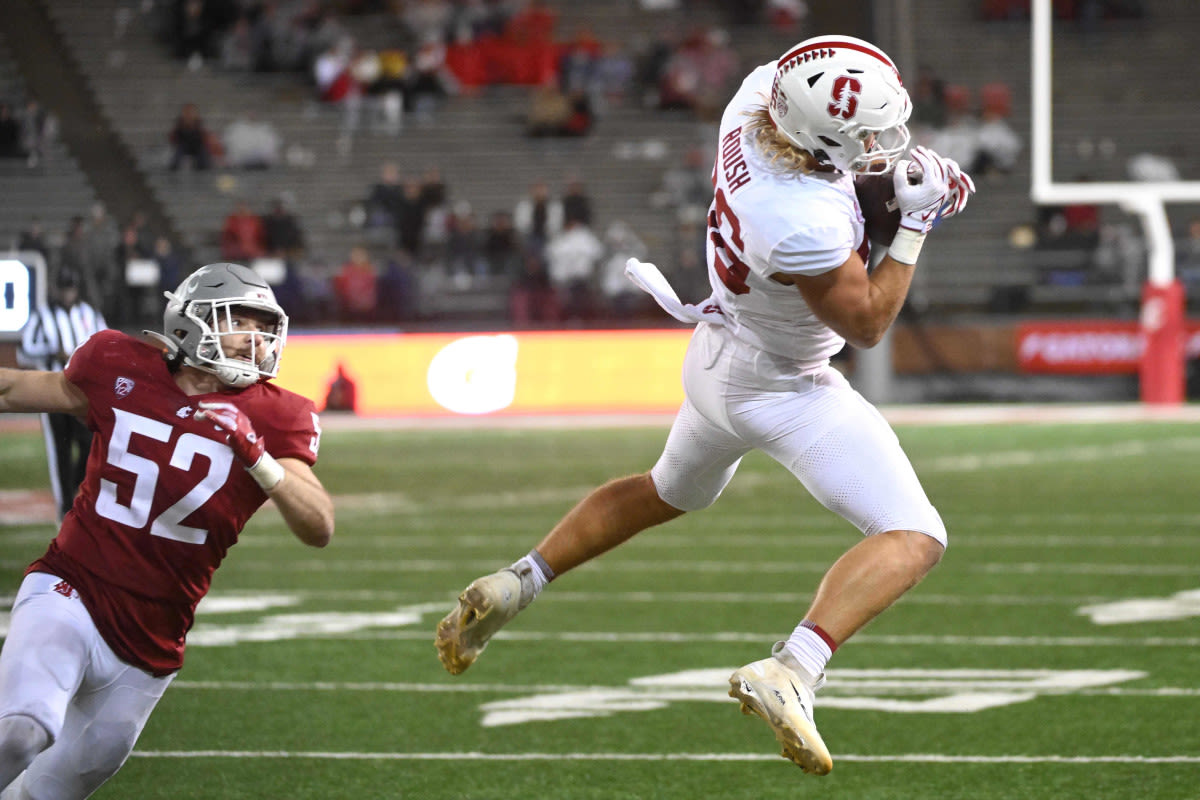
[0,97,57,168]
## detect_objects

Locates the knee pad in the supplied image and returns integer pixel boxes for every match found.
[73,718,140,786]
[0,714,51,782]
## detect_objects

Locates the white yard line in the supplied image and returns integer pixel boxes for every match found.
[170,680,1200,698]
[339,630,1200,647]
[128,750,1200,764]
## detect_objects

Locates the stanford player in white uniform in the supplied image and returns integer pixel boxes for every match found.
[435,35,974,776]
[0,263,334,799]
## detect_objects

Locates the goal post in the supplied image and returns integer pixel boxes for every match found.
[1031,0,1200,403]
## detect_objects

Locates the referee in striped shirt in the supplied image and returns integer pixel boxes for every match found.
[18,267,107,520]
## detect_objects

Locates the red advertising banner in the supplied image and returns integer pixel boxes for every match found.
[1016,319,1200,375]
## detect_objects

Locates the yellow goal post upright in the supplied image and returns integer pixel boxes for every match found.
[1031,0,1200,403]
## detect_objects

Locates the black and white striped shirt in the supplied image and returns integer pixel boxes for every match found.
[19,301,108,372]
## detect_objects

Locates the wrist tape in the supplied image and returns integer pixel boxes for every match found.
[247,451,285,491]
[888,228,927,265]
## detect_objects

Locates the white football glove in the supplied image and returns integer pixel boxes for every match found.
[939,157,976,220]
[893,146,952,234]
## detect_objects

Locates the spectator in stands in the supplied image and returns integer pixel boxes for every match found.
[657,27,737,120]
[419,167,452,260]
[545,219,604,322]
[593,41,636,109]
[668,214,712,305]
[378,249,418,322]
[82,204,121,315]
[58,217,89,292]
[0,103,26,159]
[446,202,488,281]
[17,217,50,263]
[223,111,282,170]
[399,0,454,44]
[652,145,712,221]
[333,245,379,321]
[153,236,185,295]
[765,0,808,33]
[220,200,267,261]
[263,197,306,260]
[1127,152,1180,182]
[314,37,363,135]
[561,177,593,228]
[407,36,457,123]
[634,26,679,109]
[219,14,255,71]
[513,179,563,255]
[394,177,428,257]
[483,210,523,279]
[1176,218,1200,287]
[168,102,213,171]
[509,252,560,327]
[173,0,220,65]
[117,211,156,265]
[365,161,405,230]
[19,98,56,168]
[558,29,602,99]
[909,64,948,140]
[419,166,448,211]
[973,83,1021,177]
[923,85,980,176]
[250,1,291,72]
[526,84,575,137]
[599,221,652,319]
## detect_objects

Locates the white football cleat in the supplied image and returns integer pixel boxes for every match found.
[728,646,832,775]
[435,569,523,675]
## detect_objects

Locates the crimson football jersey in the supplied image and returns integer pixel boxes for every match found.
[29,330,321,675]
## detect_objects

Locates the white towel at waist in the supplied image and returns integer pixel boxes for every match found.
[623,258,726,326]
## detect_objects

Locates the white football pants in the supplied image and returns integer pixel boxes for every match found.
[0,573,173,800]
[651,323,947,545]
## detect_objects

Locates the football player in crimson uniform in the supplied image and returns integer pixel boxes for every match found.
[0,262,334,799]
[436,35,974,775]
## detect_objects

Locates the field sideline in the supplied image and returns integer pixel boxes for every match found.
[1,407,1198,798]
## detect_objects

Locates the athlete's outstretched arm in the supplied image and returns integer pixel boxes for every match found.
[269,459,335,548]
[0,368,88,415]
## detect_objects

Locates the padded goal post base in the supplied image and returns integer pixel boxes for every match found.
[1139,279,1187,404]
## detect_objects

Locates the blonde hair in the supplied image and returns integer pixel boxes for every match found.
[744,105,819,174]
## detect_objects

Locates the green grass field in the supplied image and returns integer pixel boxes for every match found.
[2,417,1199,799]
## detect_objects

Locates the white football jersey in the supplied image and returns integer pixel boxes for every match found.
[706,62,868,368]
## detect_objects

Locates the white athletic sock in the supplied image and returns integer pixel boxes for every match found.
[782,622,833,680]
[510,550,554,607]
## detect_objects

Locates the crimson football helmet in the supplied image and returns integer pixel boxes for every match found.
[147,262,288,388]
[767,35,912,175]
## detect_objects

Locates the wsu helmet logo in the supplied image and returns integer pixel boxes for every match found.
[827,75,862,120]
[770,75,789,118]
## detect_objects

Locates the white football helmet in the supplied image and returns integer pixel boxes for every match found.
[146,262,288,388]
[767,35,912,175]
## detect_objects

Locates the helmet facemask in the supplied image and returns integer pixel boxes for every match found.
[178,296,288,388]
[149,262,289,389]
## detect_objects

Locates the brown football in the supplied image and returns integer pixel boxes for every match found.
[854,173,900,247]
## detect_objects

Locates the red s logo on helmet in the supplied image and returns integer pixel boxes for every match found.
[827,75,862,120]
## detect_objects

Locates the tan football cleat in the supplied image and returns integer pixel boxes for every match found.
[729,648,832,775]
[435,569,523,675]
